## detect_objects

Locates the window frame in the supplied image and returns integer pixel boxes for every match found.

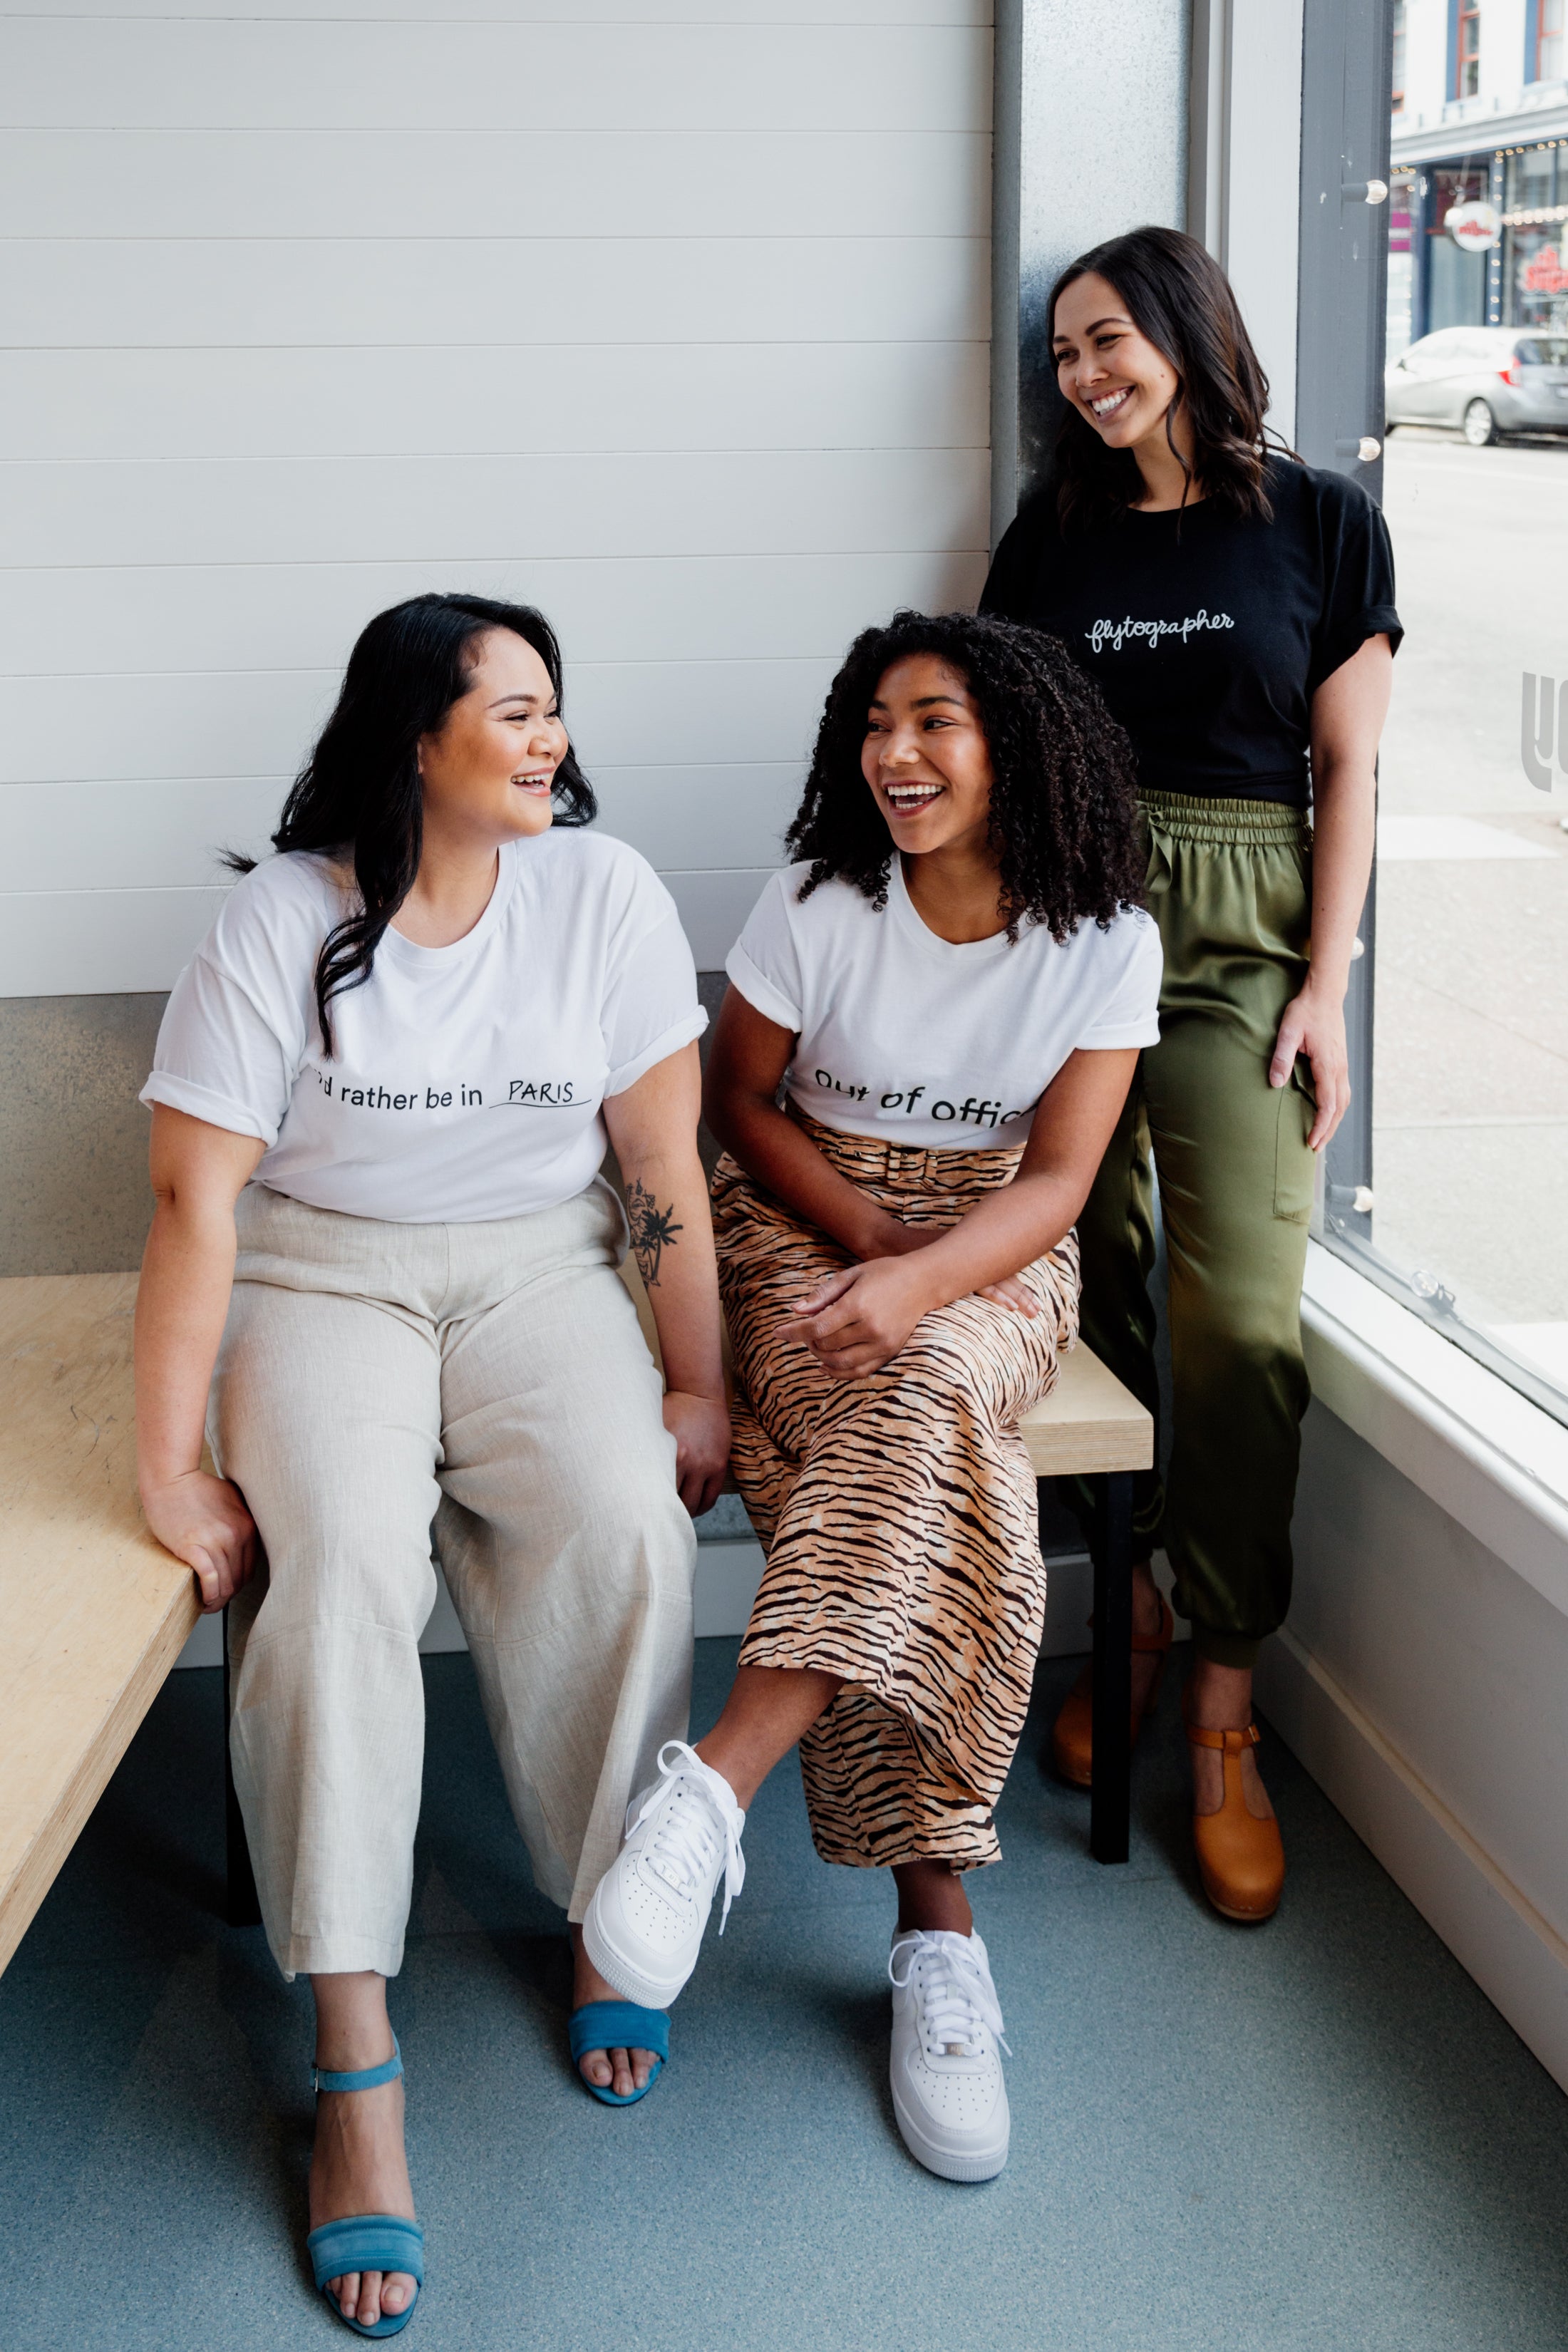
[1298,0,1568,1433]
[1457,1,1482,96]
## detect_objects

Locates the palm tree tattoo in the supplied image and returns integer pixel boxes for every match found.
[627,1179,683,1288]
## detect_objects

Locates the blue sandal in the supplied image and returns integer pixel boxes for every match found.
[306,2035,424,2338]
[569,2001,670,2106]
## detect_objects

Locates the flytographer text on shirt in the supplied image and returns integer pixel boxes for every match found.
[1085,609,1234,654]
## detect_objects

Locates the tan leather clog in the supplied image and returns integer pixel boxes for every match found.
[1184,1716,1285,1922]
[1049,1592,1175,1788]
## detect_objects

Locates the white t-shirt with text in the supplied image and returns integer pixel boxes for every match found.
[724,859,1162,1151]
[143,830,705,1224]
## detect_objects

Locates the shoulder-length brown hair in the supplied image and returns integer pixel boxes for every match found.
[1048,224,1289,534]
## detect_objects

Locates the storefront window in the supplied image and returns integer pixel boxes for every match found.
[1425,167,1491,332]
[1502,145,1568,332]
[1388,169,1416,354]
[1367,125,1568,1421]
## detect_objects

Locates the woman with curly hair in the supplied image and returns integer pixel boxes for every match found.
[982,227,1398,1925]
[580,609,1160,2182]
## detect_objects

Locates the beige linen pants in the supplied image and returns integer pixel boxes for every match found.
[210,1178,695,1981]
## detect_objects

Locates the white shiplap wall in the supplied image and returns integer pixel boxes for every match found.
[0,1,992,989]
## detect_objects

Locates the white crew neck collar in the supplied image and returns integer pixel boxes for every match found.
[887,853,1016,964]
[381,840,520,970]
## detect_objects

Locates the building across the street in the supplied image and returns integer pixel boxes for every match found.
[1389,0,1568,351]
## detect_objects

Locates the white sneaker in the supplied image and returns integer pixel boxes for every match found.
[887,1927,1011,2183]
[582,1741,746,2009]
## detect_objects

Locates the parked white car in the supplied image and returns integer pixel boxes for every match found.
[1385,326,1568,445]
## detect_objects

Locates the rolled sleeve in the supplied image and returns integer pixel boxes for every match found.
[1079,913,1163,1048]
[601,899,707,1095]
[140,949,296,1143]
[723,939,802,1033]
[138,1070,279,1143]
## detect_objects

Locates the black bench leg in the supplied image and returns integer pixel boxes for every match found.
[222,1604,262,1927]
[1089,1470,1134,1865]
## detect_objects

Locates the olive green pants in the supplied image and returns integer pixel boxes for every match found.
[1063,789,1317,1668]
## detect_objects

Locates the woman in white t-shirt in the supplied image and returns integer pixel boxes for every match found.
[136,594,729,2335]
[579,609,1162,2185]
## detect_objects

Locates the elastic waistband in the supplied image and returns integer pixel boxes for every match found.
[1139,787,1311,848]
[791,1106,1022,1196]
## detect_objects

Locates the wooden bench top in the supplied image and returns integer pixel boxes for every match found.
[616,1261,1153,1480]
[0,1258,1150,1979]
[0,1271,198,1976]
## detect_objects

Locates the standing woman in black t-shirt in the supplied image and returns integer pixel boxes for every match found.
[981,226,1399,1922]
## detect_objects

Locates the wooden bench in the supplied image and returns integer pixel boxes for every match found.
[0,1264,1152,1977]
[0,1272,199,1975]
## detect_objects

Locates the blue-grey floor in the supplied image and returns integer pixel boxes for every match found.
[5,1643,1567,2352]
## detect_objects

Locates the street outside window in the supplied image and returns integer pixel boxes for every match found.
[1366,6,1568,1418]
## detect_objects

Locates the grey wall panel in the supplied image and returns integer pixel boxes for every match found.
[0,129,990,242]
[33,0,988,20]
[0,448,990,571]
[0,993,165,1277]
[0,237,986,352]
[0,341,991,465]
[0,553,990,679]
[1,893,228,996]
[0,780,284,894]
[0,21,988,133]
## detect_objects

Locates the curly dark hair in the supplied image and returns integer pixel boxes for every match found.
[785,609,1144,943]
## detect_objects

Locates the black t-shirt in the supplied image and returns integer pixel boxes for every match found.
[979,455,1401,805]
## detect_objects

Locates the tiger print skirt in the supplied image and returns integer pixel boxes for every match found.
[711,1111,1080,1873]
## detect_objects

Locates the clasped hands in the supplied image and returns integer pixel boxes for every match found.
[789,1211,1038,1381]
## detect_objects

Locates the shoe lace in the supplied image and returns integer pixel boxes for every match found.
[889,1931,1011,2060]
[626,1740,746,1933]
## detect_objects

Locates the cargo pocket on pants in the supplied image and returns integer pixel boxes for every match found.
[1272,1066,1316,1224]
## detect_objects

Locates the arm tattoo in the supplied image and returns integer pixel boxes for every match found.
[626,1178,684,1289]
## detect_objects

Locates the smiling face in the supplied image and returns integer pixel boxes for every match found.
[1052,269,1184,456]
[860,653,994,858]
[416,627,568,848]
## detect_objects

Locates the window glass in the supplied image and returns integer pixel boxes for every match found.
[1540,0,1564,83]
[1369,109,1568,1417]
[1456,2,1480,98]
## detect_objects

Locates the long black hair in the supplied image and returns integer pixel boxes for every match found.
[1047,225,1284,535]
[787,609,1143,942]
[232,593,596,1053]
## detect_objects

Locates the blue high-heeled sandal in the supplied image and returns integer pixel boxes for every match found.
[568,2001,670,2106]
[306,2034,424,2338]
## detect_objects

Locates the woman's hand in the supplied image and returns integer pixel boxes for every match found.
[858,1207,1038,1315]
[789,1257,936,1379]
[141,1468,258,1613]
[664,1391,732,1518]
[1269,979,1348,1151]
[858,1210,931,1262]
[976,1273,1039,1316]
